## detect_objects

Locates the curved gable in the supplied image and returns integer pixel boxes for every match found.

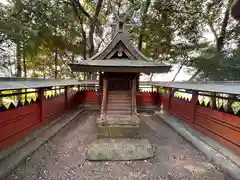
[89,31,149,61]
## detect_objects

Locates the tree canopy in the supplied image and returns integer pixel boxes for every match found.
[0,0,239,80]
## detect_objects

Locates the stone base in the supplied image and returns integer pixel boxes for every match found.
[98,125,140,138]
[97,115,140,138]
[86,139,154,161]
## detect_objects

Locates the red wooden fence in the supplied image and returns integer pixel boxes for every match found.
[160,87,240,155]
[137,92,159,105]
[75,91,100,105]
[170,98,192,123]
[0,103,41,150]
[0,90,78,151]
[1,83,239,156]
[194,105,240,153]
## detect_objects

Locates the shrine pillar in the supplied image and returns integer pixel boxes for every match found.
[101,78,108,118]
[132,77,137,114]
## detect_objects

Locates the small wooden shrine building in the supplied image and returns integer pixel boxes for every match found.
[70,19,171,160]
[70,20,171,122]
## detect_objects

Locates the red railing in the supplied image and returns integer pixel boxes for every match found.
[0,81,98,151]
[157,84,240,155]
[0,86,81,151]
[1,79,239,156]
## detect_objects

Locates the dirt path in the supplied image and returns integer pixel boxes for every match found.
[4,111,233,180]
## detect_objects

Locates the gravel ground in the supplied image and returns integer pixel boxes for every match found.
[4,110,234,180]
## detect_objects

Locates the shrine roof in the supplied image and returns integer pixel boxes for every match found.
[70,59,169,67]
[69,59,171,73]
[89,30,149,61]
[69,21,172,73]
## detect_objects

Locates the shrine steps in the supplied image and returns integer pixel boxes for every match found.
[87,90,153,161]
[106,91,132,116]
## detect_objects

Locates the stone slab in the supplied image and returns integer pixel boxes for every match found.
[97,115,140,125]
[98,125,140,138]
[86,138,154,161]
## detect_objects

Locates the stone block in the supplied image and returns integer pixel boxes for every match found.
[98,125,140,138]
[86,139,154,161]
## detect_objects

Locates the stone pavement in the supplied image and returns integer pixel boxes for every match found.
[4,110,234,180]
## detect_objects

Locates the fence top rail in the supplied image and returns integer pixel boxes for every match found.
[0,78,99,91]
[151,81,240,95]
[1,78,240,94]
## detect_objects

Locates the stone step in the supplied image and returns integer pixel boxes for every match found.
[108,95,131,98]
[97,125,140,138]
[106,109,132,113]
[104,115,140,124]
[106,111,132,115]
[108,96,131,99]
[108,94,131,98]
[107,101,132,105]
[108,91,131,93]
[107,107,131,111]
[107,102,132,105]
[107,105,131,109]
[108,92,130,95]
[86,139,153,161]
[107,99,131,102]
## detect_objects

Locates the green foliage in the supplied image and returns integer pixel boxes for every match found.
[190,46,240,80]
[0,0,239,80]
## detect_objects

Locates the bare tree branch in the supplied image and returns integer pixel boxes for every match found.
[138,0,151,51]
[88,0,104,57]
[217,0,233,52]
[70,0,92,20]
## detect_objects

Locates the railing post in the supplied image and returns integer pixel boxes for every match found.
[0,90,3,107]
[167,87,173,112]
[102,78,108,112]
[65,86,68,109]
[105,79,108,110]
[191,91,198,124]
[38,88,44,122]
[132,77,136,114]
[156,87,160,105]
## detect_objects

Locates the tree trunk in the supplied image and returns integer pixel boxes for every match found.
[210,0,232,109]
[71,0,92,20]
[43,69,46,79]
[16,40,22,102]
[172,64,184,82]
[88,0,104,57]
[149,73,154,81]
[216,0,233,53]
[188,69,201,81]
[16,40,22,77]
[138,0,151,51]
[23,54,27,78]
[54,48,58,79]
[80,18,87,60]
